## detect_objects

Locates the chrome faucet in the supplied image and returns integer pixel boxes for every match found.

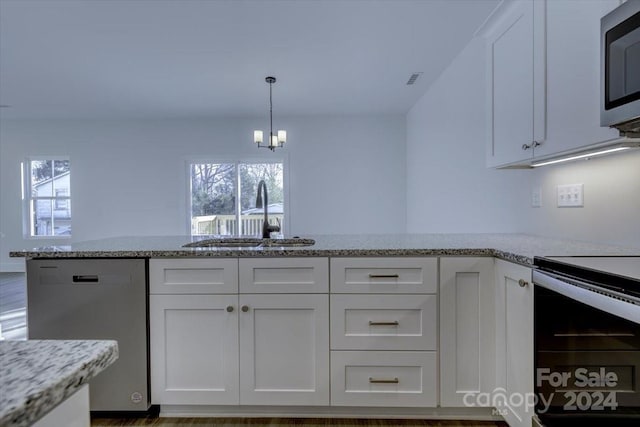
[255,180,280,239]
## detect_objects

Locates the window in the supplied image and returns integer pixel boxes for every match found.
[23,158,71,237]
[189,161,284,236]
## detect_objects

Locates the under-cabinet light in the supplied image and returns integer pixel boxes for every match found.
[531,147,631,167]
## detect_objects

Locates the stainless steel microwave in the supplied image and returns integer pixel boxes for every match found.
[601,0,640,136]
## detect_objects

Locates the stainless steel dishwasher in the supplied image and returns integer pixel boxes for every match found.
[27,258,150,413]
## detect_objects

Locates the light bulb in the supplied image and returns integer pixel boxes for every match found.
[277,130,287,144]
[254,130,263,144]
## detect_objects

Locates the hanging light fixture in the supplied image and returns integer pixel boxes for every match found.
[254,76,287,151]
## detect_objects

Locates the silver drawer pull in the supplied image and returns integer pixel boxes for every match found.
[369,377,399,384]
[369,274,400,279]
[369,321,399,326]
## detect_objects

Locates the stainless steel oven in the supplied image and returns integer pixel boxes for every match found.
[601,0,640,136]
[533,256,640,426]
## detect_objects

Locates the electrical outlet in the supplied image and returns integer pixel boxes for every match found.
[557,183,584,207]
[532,187,542,207]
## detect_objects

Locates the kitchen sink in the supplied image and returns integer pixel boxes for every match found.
[182,237,315,248]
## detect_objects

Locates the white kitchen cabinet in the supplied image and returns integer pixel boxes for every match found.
[330,257,437,294]
[485,0,546,167]
[495,259,534,427]
[330,294,437,351]
[150,294,240,405]
[239,294,329,405]
[330,351,438,407]
[149,258,238,294]
[329,257,438,408]
[540,0,620,158]
[439,257,495,407]
[239,257,328,293]
[149,257,329,407]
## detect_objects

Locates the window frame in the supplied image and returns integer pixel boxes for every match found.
[22,156,72,239]
[185,156,289,237]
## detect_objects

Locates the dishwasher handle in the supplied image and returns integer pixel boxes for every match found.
[72,275,100,283]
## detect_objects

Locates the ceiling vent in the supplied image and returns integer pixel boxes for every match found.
[406,72,423,85]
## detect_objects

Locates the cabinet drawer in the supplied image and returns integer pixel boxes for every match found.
[330,257,437,294]
[331,295,437,350]
[239,258,328,293]
[149,259,238,294]
[330,351,437,407]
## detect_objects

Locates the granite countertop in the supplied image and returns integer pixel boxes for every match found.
[0,340,118,427]
[9,233,640,266]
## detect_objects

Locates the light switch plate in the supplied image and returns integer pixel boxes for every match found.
[532,187,542,208]
[557,183,584,207]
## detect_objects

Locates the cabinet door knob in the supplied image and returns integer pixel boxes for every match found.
[518,279,529,287]
[523,141,542,151]
[241,305,250,312]
[226,306,234,312]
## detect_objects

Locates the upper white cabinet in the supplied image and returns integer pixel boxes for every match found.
[485,0,623,167]
[539,0,620,157]
[485,0,546,167]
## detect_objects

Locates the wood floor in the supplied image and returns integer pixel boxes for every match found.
[91,418,508,427]
[0,272,27,340]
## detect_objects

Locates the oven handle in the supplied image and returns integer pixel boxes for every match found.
[533,270,640,325]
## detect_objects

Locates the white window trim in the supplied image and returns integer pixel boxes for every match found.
[22,156,72,239]
[184,155,290,236]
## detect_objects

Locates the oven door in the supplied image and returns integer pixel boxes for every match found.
[534,272,640,425]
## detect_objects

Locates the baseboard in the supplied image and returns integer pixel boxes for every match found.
[158,405,502,420]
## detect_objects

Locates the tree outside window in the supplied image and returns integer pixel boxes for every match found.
[189,161,284,236]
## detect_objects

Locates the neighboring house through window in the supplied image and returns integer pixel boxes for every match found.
[23,158,71,237]
[189,160,285,236]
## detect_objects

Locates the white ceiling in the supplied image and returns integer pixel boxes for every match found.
[0,0,499,120]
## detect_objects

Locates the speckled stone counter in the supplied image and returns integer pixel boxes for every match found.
[0,340,118,427]
[9,233,640,266]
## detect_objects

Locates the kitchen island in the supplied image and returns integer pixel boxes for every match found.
[0,340,118,427]
[8,234,639,427]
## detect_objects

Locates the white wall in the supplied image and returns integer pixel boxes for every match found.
[407,34,640,249]
[0,115,406,271]
[524,151,640,248]
[406,37,530,233]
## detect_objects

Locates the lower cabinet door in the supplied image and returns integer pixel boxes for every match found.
[330,351,437,407]
[150,294,239,405]
[495,260,534,427]
[239,294,330,405]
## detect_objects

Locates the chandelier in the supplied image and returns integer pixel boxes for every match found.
[254,76,287,151]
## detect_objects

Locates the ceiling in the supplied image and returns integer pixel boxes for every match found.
[0,0,499,120]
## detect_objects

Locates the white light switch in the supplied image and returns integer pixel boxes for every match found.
[557,183,584,207]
